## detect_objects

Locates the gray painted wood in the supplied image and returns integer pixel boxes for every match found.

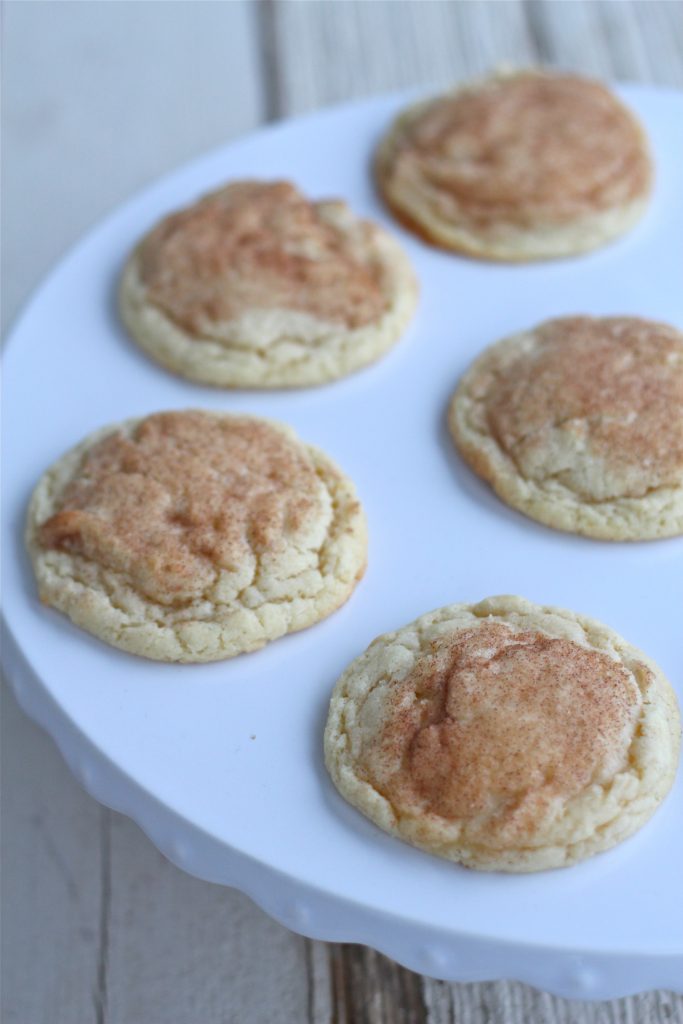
[263,0,536,115]
[2,2,683,1022]
[1,684,102,1024]
[1,0,265,332]
[105,816,310,1024]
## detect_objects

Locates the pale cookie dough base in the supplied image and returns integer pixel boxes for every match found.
[375,89,651,262]
[379,166,648,262]
[325,597,681,872]
[448,329,683,540]
[119,229,417,389]
[27,418,368,663]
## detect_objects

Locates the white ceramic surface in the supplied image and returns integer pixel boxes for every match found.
[3,85,682,1000]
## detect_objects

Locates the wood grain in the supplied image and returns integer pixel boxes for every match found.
[1,0,266,333]
[104,816,310,1024]
[3,2,683,1022]
[0,685,102,1024]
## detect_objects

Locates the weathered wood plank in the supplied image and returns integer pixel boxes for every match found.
[525,0,652,79]
[326,945,426,1024]
[265,0,536,115]
[267,0,682,115]
[630,0,683,88]
[429,979,683,1024]
[104,816,310,1024]
[1,0,265,334]
[526,1,683,88]
[0,681,102,1024]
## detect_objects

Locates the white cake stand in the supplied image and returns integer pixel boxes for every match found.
[3,85,682,1000]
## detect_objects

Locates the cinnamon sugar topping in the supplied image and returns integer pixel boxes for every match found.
[138,181,388,333]
[370,624,642,843]
[481,317,683,502]
[390,74,650,227]
[38,411,328,605]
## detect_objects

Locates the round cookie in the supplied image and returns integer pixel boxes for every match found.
[324,596,681,872]
[27,410,367,662]
[376,70,652,261]
[449,316,683,540]
[120,180,417,388]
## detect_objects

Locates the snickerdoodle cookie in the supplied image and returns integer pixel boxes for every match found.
[27,410,367,661]
[449,316,683,540]
[120,181,417,387]
[376,70,652,261]
[324,596,680,872]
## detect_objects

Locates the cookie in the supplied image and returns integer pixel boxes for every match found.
[27,410,367,662]
[376,70,652,261]
[120,181,417,387]
[324,596,680,872]
[449,316,683,540]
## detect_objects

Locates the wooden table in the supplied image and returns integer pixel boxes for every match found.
[2,3,682,1021]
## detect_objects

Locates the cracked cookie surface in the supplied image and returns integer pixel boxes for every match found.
[120,180,417,388]
[376,70,652,261]
[324,596,680,872]
[27,410,367,662]
[448,316,683,540]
